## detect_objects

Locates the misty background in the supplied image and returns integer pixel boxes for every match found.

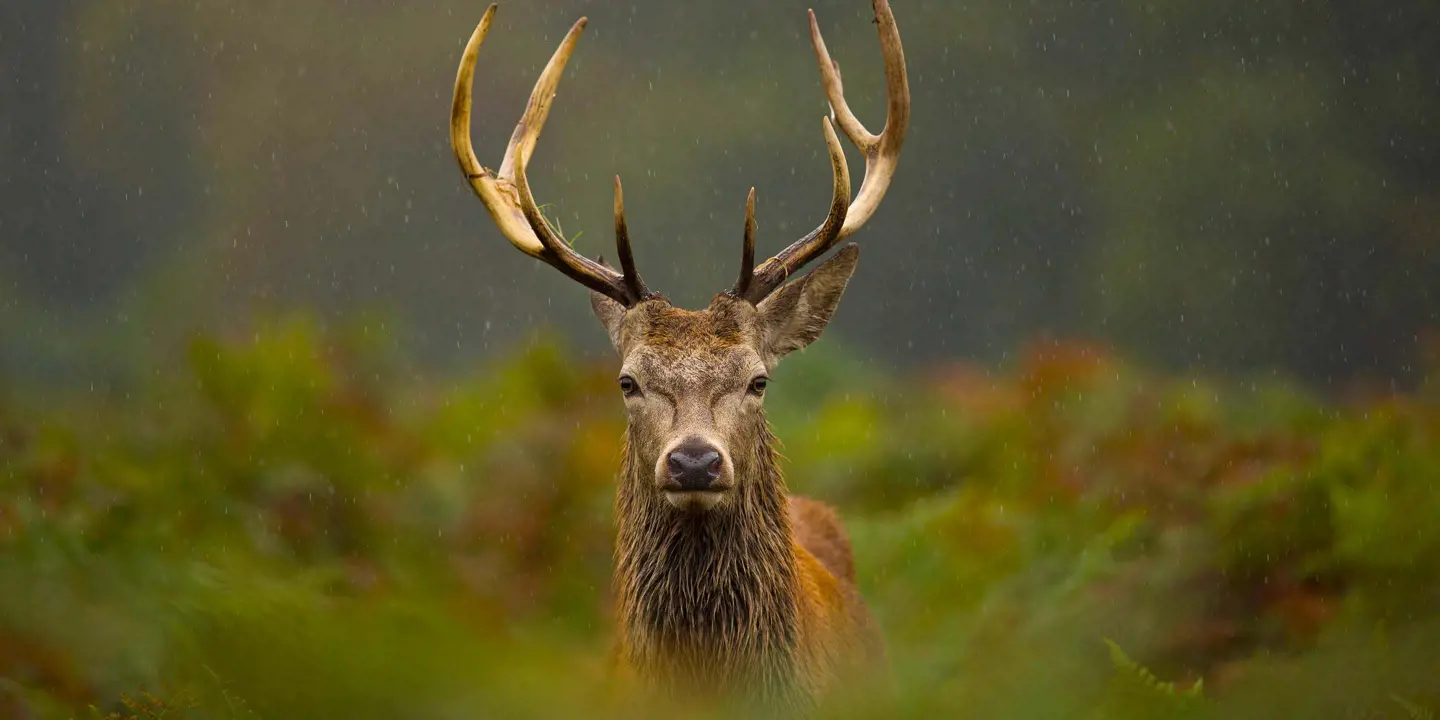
[3,0,1438,390]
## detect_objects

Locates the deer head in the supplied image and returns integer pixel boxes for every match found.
[450,1,908,515]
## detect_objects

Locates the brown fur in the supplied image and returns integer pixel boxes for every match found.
[594,247,880,711]
[788,496,856,584]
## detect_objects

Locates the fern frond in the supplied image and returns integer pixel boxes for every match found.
[1105,639,1203,698]
[1091,639,1206,720]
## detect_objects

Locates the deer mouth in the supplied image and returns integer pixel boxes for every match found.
[662,486,730,512]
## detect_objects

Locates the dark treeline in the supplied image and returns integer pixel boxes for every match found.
[3,0,1438,388]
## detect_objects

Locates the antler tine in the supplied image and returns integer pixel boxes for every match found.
[452,5,544,258]
[450,4,648,306]
[736,0,909,304]
[809,13,874,153]
[614,176,649,301]
[498,16,586,182]
[512,145,639,300]
[735,187,757,299]
[741,117,852,303]
[812,0,910,239]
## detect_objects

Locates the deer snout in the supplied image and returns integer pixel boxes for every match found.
[664,441,725,492]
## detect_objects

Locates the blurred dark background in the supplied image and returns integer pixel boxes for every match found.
[4,0,1437,391]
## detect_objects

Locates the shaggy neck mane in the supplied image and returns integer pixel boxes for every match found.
[614,419,801,702]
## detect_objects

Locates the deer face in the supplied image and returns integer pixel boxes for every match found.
[591,246,859,512]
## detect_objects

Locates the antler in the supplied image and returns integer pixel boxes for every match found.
[451,4,651,306]
[737,0,910,304]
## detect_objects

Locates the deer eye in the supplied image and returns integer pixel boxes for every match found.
[618,375,639,396]
[748,376,769,396]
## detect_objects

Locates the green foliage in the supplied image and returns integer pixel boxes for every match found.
[1,321,1438,718]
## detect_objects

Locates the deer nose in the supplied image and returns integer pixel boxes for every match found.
[666,443,723,492]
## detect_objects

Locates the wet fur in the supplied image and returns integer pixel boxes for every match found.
[600,250,881,710]
[613,397,880,711]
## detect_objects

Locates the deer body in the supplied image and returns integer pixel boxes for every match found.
[447,0,909,710]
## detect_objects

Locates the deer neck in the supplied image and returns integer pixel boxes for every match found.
[613,420,802,700]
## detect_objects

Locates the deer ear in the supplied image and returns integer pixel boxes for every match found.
[590,291,627,352]
[756,244,859,363]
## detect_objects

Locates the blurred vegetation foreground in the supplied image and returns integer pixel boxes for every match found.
[1,318,1439,718]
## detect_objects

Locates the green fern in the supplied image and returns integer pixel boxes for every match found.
[1090,639,1206,720]
[1105,639,1205,700]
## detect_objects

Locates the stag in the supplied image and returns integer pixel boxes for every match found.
[449,1,908,710]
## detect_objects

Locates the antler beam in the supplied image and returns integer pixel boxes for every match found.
[737,0,910,304]
[450,4,650,306]
[451,1,905,309]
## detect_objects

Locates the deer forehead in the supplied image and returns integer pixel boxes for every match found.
[620,300,766,386]
[631,347,759,391]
